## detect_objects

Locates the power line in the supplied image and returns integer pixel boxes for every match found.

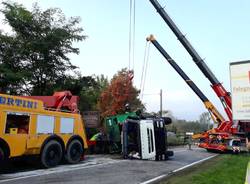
[140,42,151,100]
[128,0,136,71]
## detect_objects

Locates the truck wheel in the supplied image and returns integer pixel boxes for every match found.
[0,147,8,171]
[0,147,6,168]
[41,140,63,168]
[66,140,83,164]
[0,147,5,163]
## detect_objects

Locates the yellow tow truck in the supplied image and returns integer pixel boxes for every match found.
[0,91,88,168]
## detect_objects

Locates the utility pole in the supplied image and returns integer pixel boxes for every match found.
[160,89,162,117]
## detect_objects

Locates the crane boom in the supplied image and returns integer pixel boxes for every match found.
[149,0,232,121]
[22,91,79,113]
[146,35,225,124]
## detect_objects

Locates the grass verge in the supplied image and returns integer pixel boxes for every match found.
[160,154,250,184]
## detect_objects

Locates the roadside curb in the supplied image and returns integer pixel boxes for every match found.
[245,162,250,184]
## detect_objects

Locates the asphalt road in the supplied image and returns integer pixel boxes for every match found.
[0,147,216,184]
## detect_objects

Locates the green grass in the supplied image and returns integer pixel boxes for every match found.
[160,154,250,184]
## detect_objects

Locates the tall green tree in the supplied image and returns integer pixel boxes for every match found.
[80,74,109,111]
[78,74,109,111]
[0,2,86,95]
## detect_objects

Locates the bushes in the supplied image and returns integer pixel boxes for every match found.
[167,133,187,146]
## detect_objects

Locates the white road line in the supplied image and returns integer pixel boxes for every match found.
[140,155,217,184]
[140,174,167,184]
[1,158,113,178]
[0,159,127,183]
[172,155,217,173]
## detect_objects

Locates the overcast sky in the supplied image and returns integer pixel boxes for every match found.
[1,0,250,120]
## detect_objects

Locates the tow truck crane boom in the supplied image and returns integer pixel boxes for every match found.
[22,91,79,113]
[149,0,232,122]
[146,35,225,124]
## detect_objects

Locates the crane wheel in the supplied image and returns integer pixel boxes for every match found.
[66,139,83,164]
[41,140,63,168]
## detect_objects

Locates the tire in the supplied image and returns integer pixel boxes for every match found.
[0,147,5,163]
[0,147,8,172]
[66,140,83,164]
[41,140,63,168]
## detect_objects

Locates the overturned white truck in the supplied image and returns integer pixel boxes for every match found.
[122,117,173,160]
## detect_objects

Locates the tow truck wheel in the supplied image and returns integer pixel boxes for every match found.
[0,147,5,163]
[0,147,7,170]
[0,147,6,171]
[66,140,83,164]
[41,140,63,168]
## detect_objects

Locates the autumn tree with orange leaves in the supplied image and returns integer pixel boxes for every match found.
[98,69,144,117]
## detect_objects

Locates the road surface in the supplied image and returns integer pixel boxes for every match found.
[0,147,216,184]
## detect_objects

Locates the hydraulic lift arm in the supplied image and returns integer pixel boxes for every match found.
[149,0,232,122]
[146,35,225,124]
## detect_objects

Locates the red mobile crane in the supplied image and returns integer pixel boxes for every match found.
[149,0,248,152]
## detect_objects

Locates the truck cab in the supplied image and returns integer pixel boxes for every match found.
[122,117,173,160]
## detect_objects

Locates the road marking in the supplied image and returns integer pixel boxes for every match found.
[0,159,126,183]
[172,155,217,173]
[0,151,216,184]
[140,174,167,184]
[140,155,217,184]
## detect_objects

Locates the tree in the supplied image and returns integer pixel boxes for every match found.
[52,73,109,112]
[0,26,29,94]
[159,110,175,119]
[0,2,86,95]
[199,111,213,130]
[98,68,144,117]
[79,74,109,111]
[199,112,211,124]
